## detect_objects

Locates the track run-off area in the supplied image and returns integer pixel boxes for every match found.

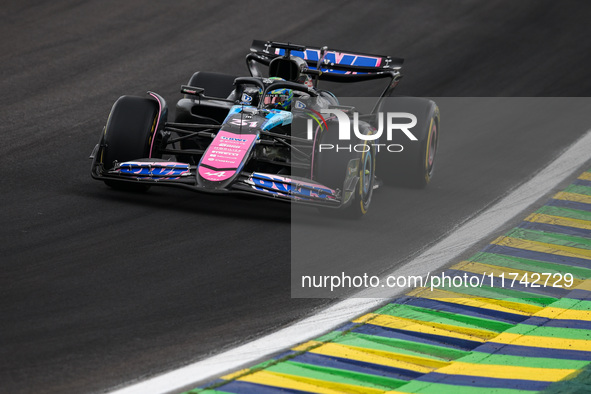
[111,131,591,393]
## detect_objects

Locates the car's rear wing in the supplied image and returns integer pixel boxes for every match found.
[247,40,403,84]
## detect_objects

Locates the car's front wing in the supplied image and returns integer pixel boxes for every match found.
[90,159,346,208]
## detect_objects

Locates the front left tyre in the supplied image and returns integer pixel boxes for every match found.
[314,123,376,218]
[354,141,376,217]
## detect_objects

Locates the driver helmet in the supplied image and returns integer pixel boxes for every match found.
[264,77,293,110]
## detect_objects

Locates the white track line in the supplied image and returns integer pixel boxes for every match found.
[110,129,591,394]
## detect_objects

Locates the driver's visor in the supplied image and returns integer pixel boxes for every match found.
[264,95,285,106]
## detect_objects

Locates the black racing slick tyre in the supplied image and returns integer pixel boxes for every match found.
[186,71,238,99]
[100,95,159,191]
[175,72,239,163]
[348,141,376,218]
[377,97,440,188]
[315,124,375,218]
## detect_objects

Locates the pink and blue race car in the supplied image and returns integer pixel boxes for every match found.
[90,40,439,217]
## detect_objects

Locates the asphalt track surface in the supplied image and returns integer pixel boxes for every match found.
[2,1,591,393]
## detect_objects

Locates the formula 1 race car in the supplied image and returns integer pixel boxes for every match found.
[90,40,439,217]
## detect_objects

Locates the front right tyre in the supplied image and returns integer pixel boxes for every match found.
[100,95,160,191]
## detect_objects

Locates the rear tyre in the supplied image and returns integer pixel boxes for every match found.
[186,71,238,99]
[100,96,159,192]
[377,97,439,188]
[175,72,239,163]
